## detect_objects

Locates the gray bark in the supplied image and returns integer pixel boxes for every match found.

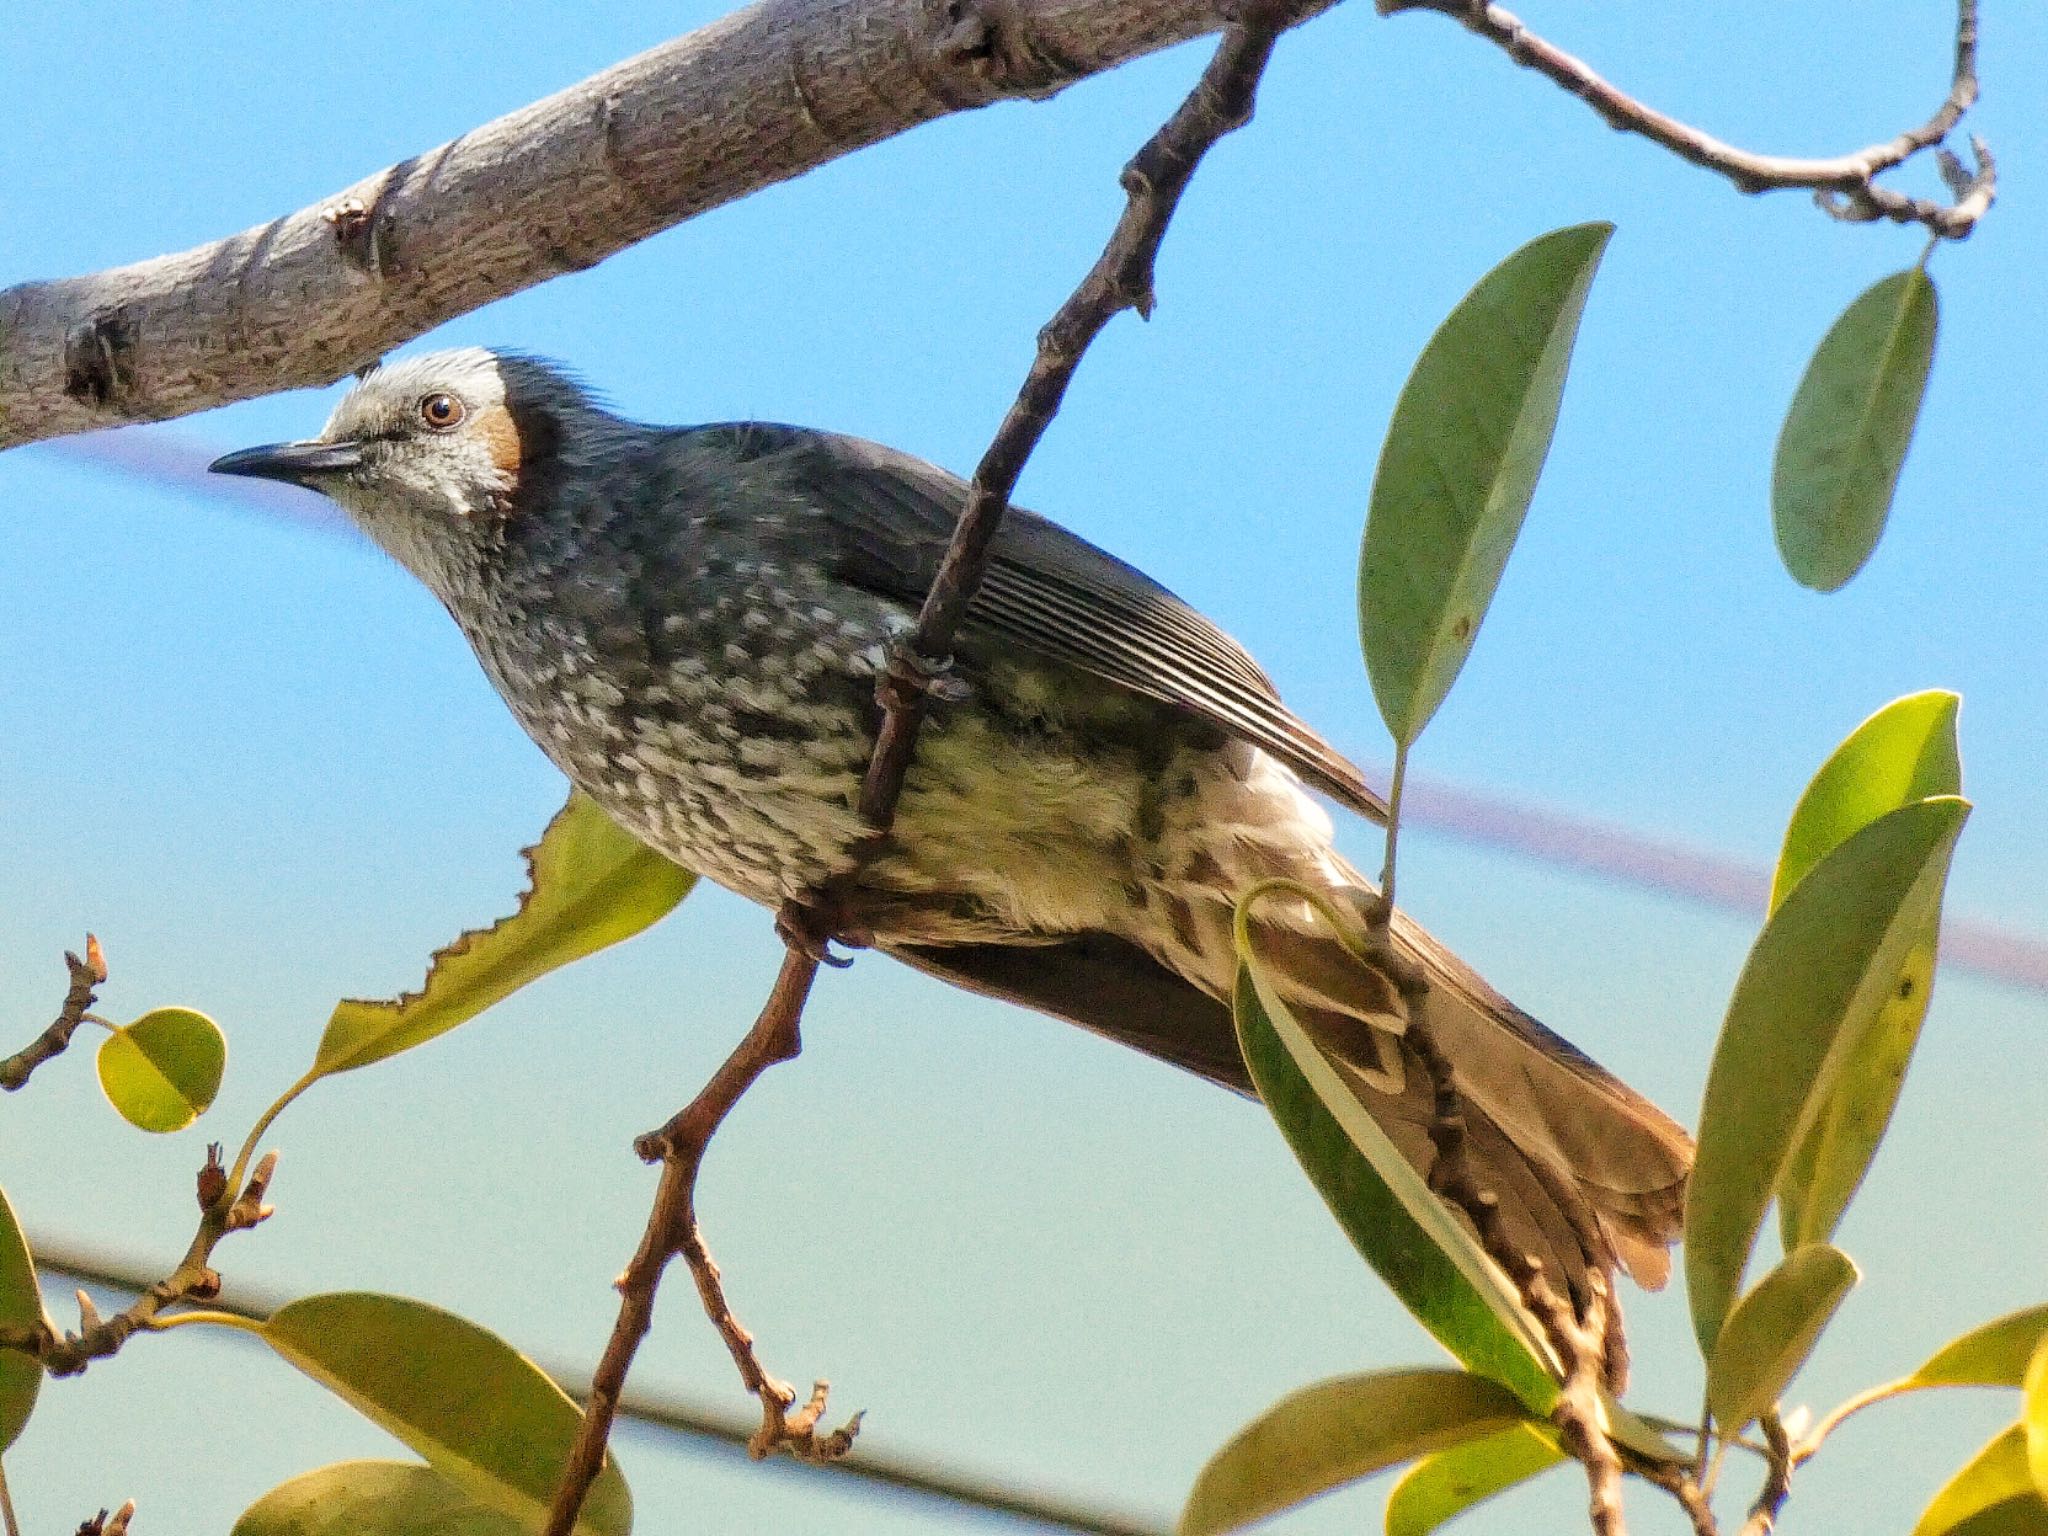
[0,0,1280,450]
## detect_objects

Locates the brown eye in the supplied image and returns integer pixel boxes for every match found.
[420,392,465,429]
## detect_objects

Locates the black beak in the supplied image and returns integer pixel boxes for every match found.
[207,439,364,486]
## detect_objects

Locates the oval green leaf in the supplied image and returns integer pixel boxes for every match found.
[233,1461,532,1536]
[315,790,695,1079]
[1360,222,1612,746]
[1233,962,1559,1412]
[1774,692,1961,1248]
[1774,268,1939,593]
[257,1293,630,1536]
[1772,692,1962,912]
[1910,1307,2048,1390]
[0,1184,44,1451]
[1384,1422,1565,1536]
[1687,795,1968,1351]
[1705,1243,1859,1433]
[1915,1428,2046,1536]
[1180,1369,1532,1536]
[96,1007,227,1133]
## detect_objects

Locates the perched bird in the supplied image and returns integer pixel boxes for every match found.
[212,347,1692,1300]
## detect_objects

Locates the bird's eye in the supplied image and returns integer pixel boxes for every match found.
[420,393,465,429]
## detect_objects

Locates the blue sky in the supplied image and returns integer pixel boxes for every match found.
[4,2,2046,1532]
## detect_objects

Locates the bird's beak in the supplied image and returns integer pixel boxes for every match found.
[207,439,364,486]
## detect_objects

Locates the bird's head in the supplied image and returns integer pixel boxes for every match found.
[209,347,597,593]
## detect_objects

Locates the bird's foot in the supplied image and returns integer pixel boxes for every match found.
[774,899,859,968]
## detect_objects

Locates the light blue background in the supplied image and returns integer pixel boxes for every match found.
[3,3,2044,1532]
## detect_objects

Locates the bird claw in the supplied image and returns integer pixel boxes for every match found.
[774,902,855,967]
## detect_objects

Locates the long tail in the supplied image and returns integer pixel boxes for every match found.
[888,889,1693,1300]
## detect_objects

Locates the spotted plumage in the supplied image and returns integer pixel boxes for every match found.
[213,347,1694,1310]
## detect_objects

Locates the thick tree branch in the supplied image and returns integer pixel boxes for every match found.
[1383,0,1991,238]
[0,0,1318,450]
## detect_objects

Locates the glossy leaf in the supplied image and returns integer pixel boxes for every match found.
[1705,1244,1859,1433]
[1384,1422,1565,1536]
[1911,1307,2048,1390]
[1233,964,1559,1412]
[233,1461,530,1536]
[1774,268,1939,592]
[1687,796,1968,1350]
[1771,691,1963,910]
[1915,1428,2047,1536]
[96,1006,227,1133]
[1360,222,1611,746]
[0,1184,43,1450]
[1774,693,1961,1248]
[256,1293,630,1536]
[1181,1369,1531,1536]
[315,790,694,1079]
[2027,1337,2048,1502]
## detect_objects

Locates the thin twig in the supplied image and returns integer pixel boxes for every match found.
[0,1142,276,1374]
[0,937,106,1092]
[1382,0,1992,239]
[848,0,1324,841]
[1738,1413,1794,1536]
[548,6,1323,1527]
[543,943,828,1536]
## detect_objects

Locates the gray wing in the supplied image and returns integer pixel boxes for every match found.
[691,423,1387,822]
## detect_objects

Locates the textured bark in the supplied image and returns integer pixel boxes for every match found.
[0,0,1297,450]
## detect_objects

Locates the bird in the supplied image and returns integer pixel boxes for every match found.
[211,346,1693,1306]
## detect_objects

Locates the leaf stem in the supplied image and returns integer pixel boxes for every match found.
[1794,1378,1916,1462]
[228,1068,320,1193]
[0,1458,19,1536]
[1376,742,1411,920]
[144,1309,263,1335]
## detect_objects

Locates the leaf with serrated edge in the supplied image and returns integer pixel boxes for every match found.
[1775,693,1961,1248]
[1361,223,1611,746]
[1180,1369,1532,1536]
[0,1184,43,1450]
[1384,1422,1565,1536]
[315,790,694,1079]
[1687,796,1967,1351]
[1774,268,1939,593]
[1234,962,1559,1411]
[1705,1244,1859,1433]
[233,1461,530,1536]
[1913,1427,2044,1536]
[256,1293,630,1536]
[97,1006,227,1133]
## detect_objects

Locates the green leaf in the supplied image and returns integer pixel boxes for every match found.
[1775,692,1961,1248]
[1771,692,1963,911]
[1687,795,1968,1350]
[1180,1369,1532,1536]
[255,1293,630,1536]
[96,1006,227,1133]
[1233,964,1559,1412]
[0,1185,43,1451]
[1383,1422,1565,1536]
[1774,268,1939,593]
[233,1461,532,1536]
[1360,222,1611,746]
[1910,1307,2048,1390]
[1704,1243,1859,1433]
[2026,1337,2048,1502]
[1915,1428,2048,1536]
[315,790,694,1079]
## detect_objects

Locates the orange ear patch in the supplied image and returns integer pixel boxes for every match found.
[476,401,523,477]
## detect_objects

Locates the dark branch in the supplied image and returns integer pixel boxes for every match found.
[0,938,106,1093]
[1382,0,1992,238]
